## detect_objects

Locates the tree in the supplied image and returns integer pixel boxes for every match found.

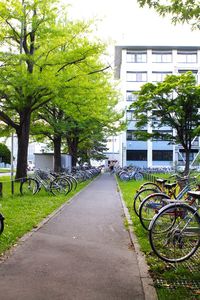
[0,143,11,164]
[131,72,200,174]
[31,104,66,172]
[77,136,108,166]
[0,0,110,179]
[65,118,109,167]
[32,64,124,170]
[137,0,200,29]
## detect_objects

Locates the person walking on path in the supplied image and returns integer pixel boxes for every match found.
[0,173,156,300]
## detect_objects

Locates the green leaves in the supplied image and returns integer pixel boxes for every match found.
[137,0,200,28]
[132,71,200,173]
[0,0,123,176]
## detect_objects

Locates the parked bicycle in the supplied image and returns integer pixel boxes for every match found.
[148,190,200,263]
[138,175,199,230]
[115,166,144,181]
[133,174,185,217]
[20,169,69,196]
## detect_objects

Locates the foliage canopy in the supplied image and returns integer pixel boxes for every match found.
[137,0,200,29]
[131,71,200,174]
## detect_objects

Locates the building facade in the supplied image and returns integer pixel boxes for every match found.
[114,45,200,168]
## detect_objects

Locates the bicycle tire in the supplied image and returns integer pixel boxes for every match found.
[58,177,72,193]
[64,177,73,193]
[119,171,130,181]
[0,214,4,235]
[20,178,39,196]
[50,178,70,195]
[139,182,162,191]
[134,172,144,181]
[149,203,200,263]
[65,175,78,190]
[133,188,159,217]
[139,192,171,230]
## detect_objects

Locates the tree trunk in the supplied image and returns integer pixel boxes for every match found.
[15,112,31,180]
[53,136,62,172]
[71,154,77,167]
[67,137,79,167]
[184,149,190,175]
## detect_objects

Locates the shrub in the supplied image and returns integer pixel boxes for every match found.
[0,143,11,164]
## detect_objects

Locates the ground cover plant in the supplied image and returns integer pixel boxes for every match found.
[117,177,200,300]
[0,176,91,255]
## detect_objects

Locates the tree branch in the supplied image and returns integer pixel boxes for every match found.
[0,110,19,130]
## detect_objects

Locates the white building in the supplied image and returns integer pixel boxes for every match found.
[114,45,200,169]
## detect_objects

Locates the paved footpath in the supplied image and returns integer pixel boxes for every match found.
[0,173,156,300]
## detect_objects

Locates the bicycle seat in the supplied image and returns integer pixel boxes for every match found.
[155,178,168,184]
[164,183,177,189]
[187,191,200,199]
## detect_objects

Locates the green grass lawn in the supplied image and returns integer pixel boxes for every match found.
[117,177,200,300]
[0,169,11,173]
[0,176,91,255]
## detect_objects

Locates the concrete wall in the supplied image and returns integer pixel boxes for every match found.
[34,153,72,172]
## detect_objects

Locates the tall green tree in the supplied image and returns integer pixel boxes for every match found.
[32,62,123,169]
[0,0,109,179]
[137,0,200,28]
[131,72,200,174]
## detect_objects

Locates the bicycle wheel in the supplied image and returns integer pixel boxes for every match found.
[0,214,4,235]
[20,178,39,196]
[50,178,70,195]
[149,203,200,263]
[119,171,130,181]
[139,193,171,230]
[65,175,78,191]
[134,172,144,181]
[139,182,162,191]
[133,188,159,217]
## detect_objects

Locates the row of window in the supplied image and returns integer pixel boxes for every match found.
[126,51,198,64]
[126,149,198,161]
[178,149,198,161]
[126,70,198,83]
[127,150,173,161]
[127,130,173,141]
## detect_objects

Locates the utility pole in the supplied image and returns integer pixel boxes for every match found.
[10,133,14,194]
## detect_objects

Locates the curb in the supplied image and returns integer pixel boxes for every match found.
[116,181,158,300]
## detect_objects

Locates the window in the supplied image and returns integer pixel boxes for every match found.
[127,130,147,140]
[152,51,172,63]
[178,149,198,161]
[178,69,198,80]
[153,150,173,161]
[127,150,147,161]
[152,130,173,141]
[192,137,199,146]
[127,72,147,82]
[126,90,138,101]
[152,71,172,82]
[126,111,135,121]
[177,51,197,63]
[126,51,147,63]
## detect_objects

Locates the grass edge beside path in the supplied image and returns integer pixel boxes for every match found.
[0,177,94,259]
[116,177,200,300]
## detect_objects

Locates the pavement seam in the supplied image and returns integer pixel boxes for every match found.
[116,179,158,300]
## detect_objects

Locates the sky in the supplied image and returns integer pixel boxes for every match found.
[66,0,200,47]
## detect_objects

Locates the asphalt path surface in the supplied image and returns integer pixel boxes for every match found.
[0,173,145,300]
